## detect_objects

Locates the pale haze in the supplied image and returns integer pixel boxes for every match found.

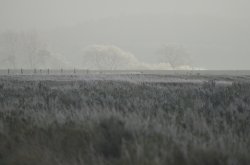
[0,0,250,69]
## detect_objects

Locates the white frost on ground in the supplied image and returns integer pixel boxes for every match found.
[0,74,234,85]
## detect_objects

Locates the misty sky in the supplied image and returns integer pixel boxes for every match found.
[0,0,250,69]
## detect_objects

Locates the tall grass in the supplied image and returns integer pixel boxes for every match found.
[0,77,249,165]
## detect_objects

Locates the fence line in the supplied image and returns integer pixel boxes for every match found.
[2,68,86,75]
[1,69,146,75]
[2,69,145,75]
[1,69,249,76]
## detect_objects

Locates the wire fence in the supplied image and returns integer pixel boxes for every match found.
[1,69,90,75]
[0,69,194,76]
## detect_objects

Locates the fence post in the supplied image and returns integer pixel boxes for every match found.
[74,68,76,74]
[7,69,10,75]
[61,68,63,74]
[34,68,37,74]
[47,69,50,75]
[21,68,23,74]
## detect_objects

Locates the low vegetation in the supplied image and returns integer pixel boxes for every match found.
[0,76,250,165]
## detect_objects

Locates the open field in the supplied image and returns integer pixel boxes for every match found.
[0,74,250,165]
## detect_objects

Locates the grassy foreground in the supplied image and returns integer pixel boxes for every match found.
[0,76,250,165]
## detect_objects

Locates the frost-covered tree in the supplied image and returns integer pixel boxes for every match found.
[22,32,41,68]
[0,32,19,68]
[0,31,65,69]
[82,45,140,70]
[0,31,43,68]
[158,44,191,69]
